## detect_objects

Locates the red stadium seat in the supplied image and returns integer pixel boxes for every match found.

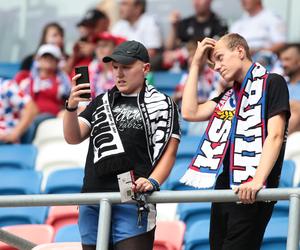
[0,224,54,250]
[46,206,78,233]
[154,220,186,250]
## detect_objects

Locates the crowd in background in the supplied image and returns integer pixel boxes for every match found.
[1,0,300,144]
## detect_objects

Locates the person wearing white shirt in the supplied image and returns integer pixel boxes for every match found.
[230,0,286,55]
[112,0,163,69]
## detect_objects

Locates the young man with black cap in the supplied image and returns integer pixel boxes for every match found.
[63,40,180,250]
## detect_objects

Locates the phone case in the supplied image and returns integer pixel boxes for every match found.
[75,66,91,98]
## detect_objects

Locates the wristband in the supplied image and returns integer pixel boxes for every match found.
[65,100,78,112]
[148,177,160,191]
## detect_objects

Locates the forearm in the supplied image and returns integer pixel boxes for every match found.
[181,64,201,119]
[165,25,178,50]
[253,134,283,185]
[63,111,85,144]
[149,138,179,185]
[13,101,38,138]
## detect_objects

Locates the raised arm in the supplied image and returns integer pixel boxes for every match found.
[63,74,91,144]
[181,38,217,122]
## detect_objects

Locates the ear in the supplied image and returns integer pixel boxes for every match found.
[237,45,246,60]
[143,63,151,75]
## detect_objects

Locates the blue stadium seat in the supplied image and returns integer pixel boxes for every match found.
[279,160,296,188]
[0,207,48,226]
[177,202,211,232]
[261,217,288,250]
[0,62,20,79]
[0,169,42,195]
[153,71,184,96]
[166,158,197,190]
[54,224,81,242]
[44,168,84,194]
[184,219,210,250]
[177,135,199,159]
[0,144,37,169]
[272,200,289,218]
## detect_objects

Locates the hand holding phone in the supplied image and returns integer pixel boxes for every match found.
[75,66,91,99]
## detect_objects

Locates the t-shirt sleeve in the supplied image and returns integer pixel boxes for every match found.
[211,88,230,103]
[171,101,181,140]
[78,98,97,128]
[267,73,290,120]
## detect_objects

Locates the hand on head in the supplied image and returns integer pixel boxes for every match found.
[191,38,216,68]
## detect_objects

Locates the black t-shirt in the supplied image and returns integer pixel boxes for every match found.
[79,94,180,192]
[212,73,290,189]
[177,12,228,43]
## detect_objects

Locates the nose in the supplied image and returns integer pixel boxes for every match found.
[116,66,124,78]
[214,61,221,72]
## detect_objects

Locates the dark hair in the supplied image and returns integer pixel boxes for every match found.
[222,33,252,60]
[279,43,300,55]
[134,0,147,14]
[38,22,65,54]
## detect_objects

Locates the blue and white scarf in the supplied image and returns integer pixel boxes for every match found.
[181,63,268,188]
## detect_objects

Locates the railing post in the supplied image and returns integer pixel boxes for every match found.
[96,199,112,250]
[286,194,300,250]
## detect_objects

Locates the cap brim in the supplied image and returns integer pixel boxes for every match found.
[103,55,137,65]
[76,19,94,27]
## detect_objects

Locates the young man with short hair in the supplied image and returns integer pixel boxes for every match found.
[181,33,290,250]
[63,40,180,250]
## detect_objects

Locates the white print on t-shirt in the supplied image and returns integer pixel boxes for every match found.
[112,104,143,131]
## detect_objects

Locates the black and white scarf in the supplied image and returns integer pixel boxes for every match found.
[91,84,175,176]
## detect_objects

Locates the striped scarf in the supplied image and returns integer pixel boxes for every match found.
[181,63,268,189]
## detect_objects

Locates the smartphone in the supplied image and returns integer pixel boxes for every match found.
[75,66,91,99]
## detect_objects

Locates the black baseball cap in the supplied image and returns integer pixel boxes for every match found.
[103,40,150,65]
[77,9,107,27]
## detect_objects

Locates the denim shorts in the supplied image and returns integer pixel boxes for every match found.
[78,203,156,245]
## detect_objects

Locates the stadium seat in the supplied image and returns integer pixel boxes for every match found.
[44,168,84,194]
[0,144,37,169]
[279,160,296,187]
[166,158,197,190]
[0,207,48,227]
[153,71,184,96]
[46,206,78,233]
[272,200,289,218]
[261,217,288,250]
[54,224,81,242]
[0,224,54,250]
[33,118,65,148]
[177,202,211,232]
[32,242,82,250]
[0,63,20,79]
[285,132,300,160]
[154,220,185,250]
[184,219,210,250]
[0,169,42,195]
[177,135,199,159]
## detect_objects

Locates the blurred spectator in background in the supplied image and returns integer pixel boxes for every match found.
[20,44,71,120]
[111,0,163,70]
[230,0,286,55]
[16,22,68,82]
[65,9,110,76]
[89,32,126,98]
[164,0,228,70]
[97,0,119,28]
[0,79,38,144]
[279,43,300,134]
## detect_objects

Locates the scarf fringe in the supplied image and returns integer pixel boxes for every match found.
[180,168,215,189]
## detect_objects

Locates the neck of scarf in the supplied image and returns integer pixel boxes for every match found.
[181,63,268,189]
[93,83,176,176]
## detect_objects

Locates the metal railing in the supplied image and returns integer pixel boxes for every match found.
[0,188,299,250]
